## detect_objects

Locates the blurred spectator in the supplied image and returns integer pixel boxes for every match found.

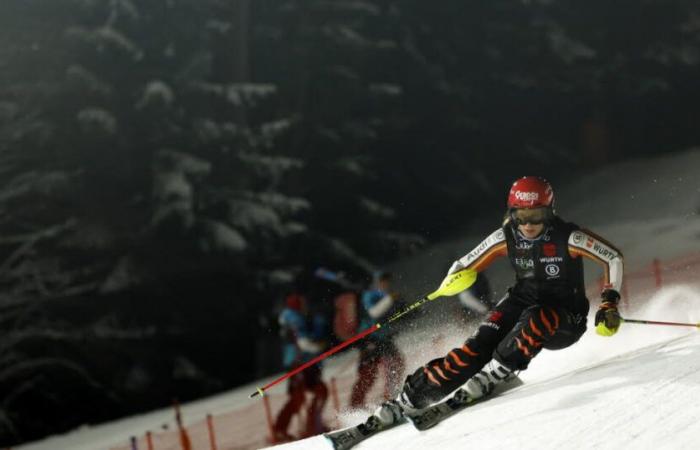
[272,292,329,441]
[458,272,495,319]
[349,271,406,409]
[313,267,364,342]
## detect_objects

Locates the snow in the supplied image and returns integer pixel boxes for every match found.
[358,197,396,219]
[66,26,143,61]
[546,23,597,64]
[136,81,175,109]
[198,219,247,253]
[369,83,403,96]
[193,82,277,107]
[17,148,700,449]
[66,65,112,95]
[76,107,117,135]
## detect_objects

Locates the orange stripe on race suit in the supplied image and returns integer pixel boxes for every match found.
[470,242,508,272]
[443,360,460,375]
[529,318,544,337]
[515,337,532,357]
[424,367,441,386]
[540,309,556,336]
[579,228,624,258]
[433,364,451,381]
[521,329,541,348]
[549,308,560,330]
[461,344,479,357]
[450,350,469,367]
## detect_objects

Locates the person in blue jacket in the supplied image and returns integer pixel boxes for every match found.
[272,292,329,441]
[349,271,406,409]
[458,272,495,320]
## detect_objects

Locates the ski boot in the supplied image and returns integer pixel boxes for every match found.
[324,391,417,449]
[463,358,514,400]
[371,390,418,426]
[406,359,519,431]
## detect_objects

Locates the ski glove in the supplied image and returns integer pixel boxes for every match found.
[595,289,621,336]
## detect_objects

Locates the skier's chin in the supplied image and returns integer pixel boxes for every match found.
[519,225,544,239]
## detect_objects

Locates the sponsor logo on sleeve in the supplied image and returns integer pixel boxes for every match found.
[461,231,505,265]
[572,232,583,245]
[592,242,616,261]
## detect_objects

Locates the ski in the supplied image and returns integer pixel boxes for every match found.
[405,388,476,431]
[406,376,523,431]
[325,376,522,448]
[324,414,406,450]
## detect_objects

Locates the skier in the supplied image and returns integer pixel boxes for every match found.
[272,292,330,442]
[349,271,406,409]
[371,176,624,425]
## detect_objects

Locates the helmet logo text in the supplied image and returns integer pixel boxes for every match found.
[514,191,539,201]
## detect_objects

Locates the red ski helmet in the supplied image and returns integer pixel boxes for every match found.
[507,176,554,209]
[285,293,305,311]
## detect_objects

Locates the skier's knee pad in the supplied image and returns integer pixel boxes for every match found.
[492,306,561,371]
[527,306,563,340]
[541,309,586,350]
[522,306,585,349]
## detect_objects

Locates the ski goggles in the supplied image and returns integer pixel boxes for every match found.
[511,207,551,225]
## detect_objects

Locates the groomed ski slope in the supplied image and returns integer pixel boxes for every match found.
[266,285,700,450]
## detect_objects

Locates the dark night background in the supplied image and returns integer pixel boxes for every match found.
[1,0,699,446]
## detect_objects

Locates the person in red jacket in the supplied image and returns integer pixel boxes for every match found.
[272,293,329,441]
[373,176,624,423]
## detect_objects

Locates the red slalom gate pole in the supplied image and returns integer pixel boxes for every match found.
[173,400,193,450]
[652,258,663,288]
[623,318,700,328]
[206,414,218,450]
[146,431,154,450]
[262,394,276,443]
[330,377,340,414]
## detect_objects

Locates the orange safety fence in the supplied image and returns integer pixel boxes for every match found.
[109,353,401,450]
[111,251,700,450]
[606,252,700,308]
